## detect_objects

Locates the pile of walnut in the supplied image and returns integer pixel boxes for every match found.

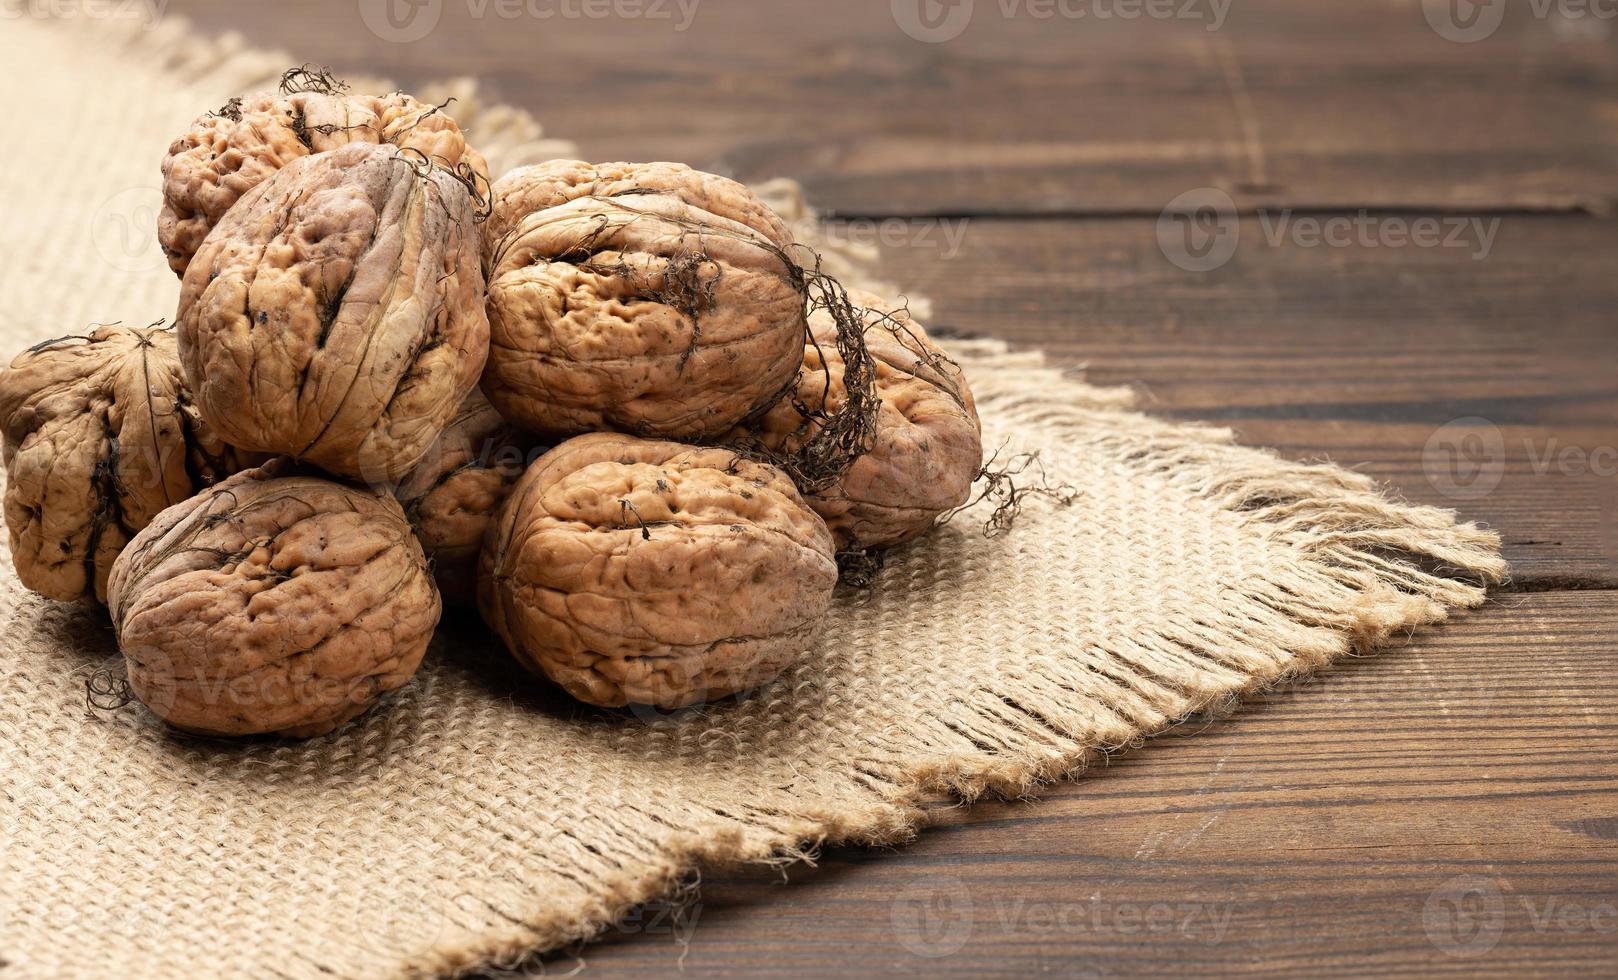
[0,69,983,739]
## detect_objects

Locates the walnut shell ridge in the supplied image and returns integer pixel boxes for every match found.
[481,161,807,440]
[394,388,537,606]
[159,85,487,277]
[478,433,837,708]
[729,290,982,551]
[107,459,441,738]
[178,142,490,484]
[0,324,254,603]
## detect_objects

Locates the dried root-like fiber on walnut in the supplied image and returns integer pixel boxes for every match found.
[159,65,489,277]
[478,432,837,709]
[178,141,491,484]
[726,288,982,552]
[0,322,257,603]
[107,458,441,739]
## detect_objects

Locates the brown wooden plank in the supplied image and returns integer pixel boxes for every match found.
[75,7,1618,977]
[158,0,1618,215]
[857,213,1616,413]
[857,212,1618,586]
[554,591,1618,977]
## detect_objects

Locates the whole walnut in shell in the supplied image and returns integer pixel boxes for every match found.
[160,71,487,277]
[0,324,254,603]
[394,388,536,606]
[481,160,807,440]
[479,433,837,708]
[108,459,440,738]
[178,141,490,484]
[729,291,982,551]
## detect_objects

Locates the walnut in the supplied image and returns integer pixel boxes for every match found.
[394,388,535,606]
[481,160,806,440]
[177,141,490,484]
[107,459,440,738]
[730,290,982,551]
[0,324,255,603]
[478,433,837,708]
[160,77,487,277]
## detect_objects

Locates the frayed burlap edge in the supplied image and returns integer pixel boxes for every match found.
[34,17,1506,980]
[419,342,1505,979]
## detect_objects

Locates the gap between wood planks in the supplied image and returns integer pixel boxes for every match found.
[819,205,1613,221]
[817,207,1618,596]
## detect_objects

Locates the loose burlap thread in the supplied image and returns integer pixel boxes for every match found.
[0,17,1507,979]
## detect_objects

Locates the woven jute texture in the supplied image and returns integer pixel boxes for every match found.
[0,17,1508,980]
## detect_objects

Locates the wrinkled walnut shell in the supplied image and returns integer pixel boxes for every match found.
[481,161,806,440]
[160,84,486,277]
[0,324,254,603]
[394,388,536,606]
[178,142,490,484]
[108,459,440,738]
[730,290,982,551]
[479,433,836,708]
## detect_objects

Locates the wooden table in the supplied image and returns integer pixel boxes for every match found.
[163,1,1618,973]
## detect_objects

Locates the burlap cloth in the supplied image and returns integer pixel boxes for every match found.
[0,17,1507,979]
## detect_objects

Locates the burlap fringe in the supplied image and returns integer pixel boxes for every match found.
[423,341,1504,979]
[29,17,1506,979]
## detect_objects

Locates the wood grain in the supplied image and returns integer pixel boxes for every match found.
[858,213,1618,586]
[136,2,1618,976]
[558,593,1618,977]
[162,0,1618,215]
